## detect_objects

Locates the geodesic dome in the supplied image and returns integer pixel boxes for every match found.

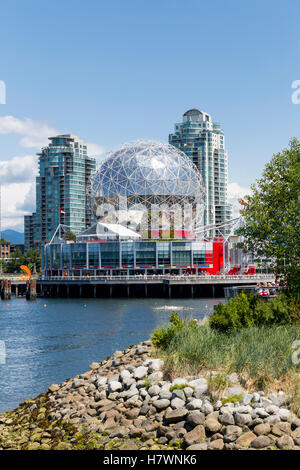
[89,141,205,237]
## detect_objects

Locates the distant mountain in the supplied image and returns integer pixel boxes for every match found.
[1,230,24,244]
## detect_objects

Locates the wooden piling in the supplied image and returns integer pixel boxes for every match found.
[1,279,11,300]
[26,280,37,300]
[191,284,194,298]
[211,285,215,298]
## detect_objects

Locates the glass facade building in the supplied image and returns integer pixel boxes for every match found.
[42,140,226,276]
[44,239,216,274]
[169,109,232,235]
[24,212,36,251]
[24,134,96,249]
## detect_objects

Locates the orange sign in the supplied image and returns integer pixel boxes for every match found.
[18,265,31,280]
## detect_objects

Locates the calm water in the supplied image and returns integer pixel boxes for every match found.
[0,296,224,413]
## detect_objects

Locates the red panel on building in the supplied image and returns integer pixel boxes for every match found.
[205,238,224,275]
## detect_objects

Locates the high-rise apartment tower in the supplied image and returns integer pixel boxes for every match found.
[24,134,96,249]
[169,109,232,235]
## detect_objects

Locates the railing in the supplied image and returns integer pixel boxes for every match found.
[0,275,40,282]
[40,274,275,282]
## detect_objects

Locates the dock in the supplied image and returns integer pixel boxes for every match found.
[38,274,275,298]
[0,274,275,299]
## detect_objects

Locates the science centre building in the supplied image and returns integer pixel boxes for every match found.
[43,141,225,276]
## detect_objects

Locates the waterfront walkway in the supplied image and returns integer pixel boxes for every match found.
[40,273,274,284]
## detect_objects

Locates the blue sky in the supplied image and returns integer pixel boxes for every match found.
[0,0,300,230]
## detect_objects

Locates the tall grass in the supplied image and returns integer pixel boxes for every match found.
[155,321,300,388]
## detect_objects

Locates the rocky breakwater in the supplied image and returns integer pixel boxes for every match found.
[0,340,300,450]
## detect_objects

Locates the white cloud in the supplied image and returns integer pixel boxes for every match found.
[0,115,59,148]
[15,183,36,213]
[228,182,251,218]
[0,115,106,231]
[0,115,106,155]
[87,142,105,157]
[0,154,38,183]
[0,153,37,231]
[1,182,35,232]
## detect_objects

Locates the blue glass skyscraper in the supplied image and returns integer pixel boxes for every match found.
[24,134,96,250]
[169,109,232,235]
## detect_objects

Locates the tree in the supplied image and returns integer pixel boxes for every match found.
[0,259,6,274]
[239,138,300,293]
[6,248,41,274]
[24,249,41,273]
[62,230,76,242]
[6,248,24,273]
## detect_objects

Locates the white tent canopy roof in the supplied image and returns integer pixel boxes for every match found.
[77,222,141,239]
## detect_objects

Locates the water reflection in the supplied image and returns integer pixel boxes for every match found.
[0,297,224,412]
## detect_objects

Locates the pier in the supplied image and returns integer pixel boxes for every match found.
[0,274,275,299]
[38,274,275,298]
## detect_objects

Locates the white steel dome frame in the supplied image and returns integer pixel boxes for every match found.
[88,140,205,237]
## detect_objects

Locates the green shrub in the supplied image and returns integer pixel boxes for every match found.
[269,296,292,324]
[152,312,186,348]
[209,292,251,332]
[288,297,300,322]
[209,292,298,333]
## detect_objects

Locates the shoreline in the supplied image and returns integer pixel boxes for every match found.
[0,339,300,450]
[0,297,218,414]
